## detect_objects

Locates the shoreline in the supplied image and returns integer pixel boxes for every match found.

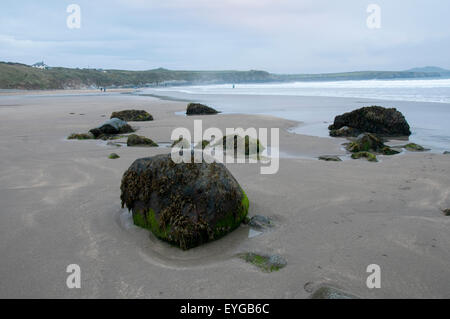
[0,92,450,298]
[138,89,450,153]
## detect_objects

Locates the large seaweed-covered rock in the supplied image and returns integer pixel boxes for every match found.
[111,110,153,122]
[186,103,219,115]
[329,106,411,137]
[120,154,249,250]
[89,118,134,138]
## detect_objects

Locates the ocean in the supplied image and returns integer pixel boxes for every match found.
[141,79,450,152]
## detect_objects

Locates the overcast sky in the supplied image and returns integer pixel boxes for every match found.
[1,0,449,73]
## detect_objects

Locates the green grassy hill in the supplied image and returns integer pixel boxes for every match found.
[0,61,445,90]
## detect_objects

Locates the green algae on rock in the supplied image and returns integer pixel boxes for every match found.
[403,143,429,152]
[346,133,384,153]
[318,155,342,162]
[351,151,378,162]
[127,134,158,147]
[381,146,400,156]
[111,110,153,122]
[120,154,249,250]
[108,153,120,159]
[346,133,399,158]
[239,253,287,272]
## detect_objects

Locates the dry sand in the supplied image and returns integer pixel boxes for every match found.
[0,92,450,298]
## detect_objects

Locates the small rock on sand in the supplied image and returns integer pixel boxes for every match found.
[186,103,219,115]
[239,252,287,272]
[248,215,273,230]
[127,134,158,147]
[111,110,153,122]
[108,153,120,159]
[319,155,342,162]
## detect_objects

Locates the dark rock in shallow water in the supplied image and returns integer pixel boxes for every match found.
[239,253,287,272]
[111,110,153,122]
[310,286,358,299]
[120,154,249,250]
[318,155,342,162]
[127,134,158,147]
[89,118,134,138]
[403,143,429,152]
[329,106,411,137]
[186,103,219,115]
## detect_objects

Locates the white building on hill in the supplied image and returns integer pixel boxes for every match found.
[32,61,49,69]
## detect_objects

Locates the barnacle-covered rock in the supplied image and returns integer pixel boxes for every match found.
[120,154,249,250]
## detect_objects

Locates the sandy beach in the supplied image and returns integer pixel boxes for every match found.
[1,91,450,299]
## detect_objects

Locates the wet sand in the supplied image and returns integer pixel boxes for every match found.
[0,92,450,298]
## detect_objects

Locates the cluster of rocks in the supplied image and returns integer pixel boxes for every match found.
[68,117,135,141]
[326,106,428,163]
[68,110,161,148]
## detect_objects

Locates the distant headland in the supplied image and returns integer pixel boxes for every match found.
[1,61,449,90]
